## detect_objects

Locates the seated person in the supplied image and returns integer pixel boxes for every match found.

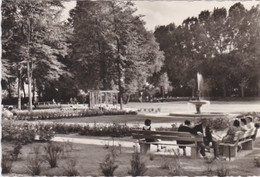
[2,106,14,120]
[240,118,249,131]
[246,116,256,129]
[177,120,192,156]
[222,119,245,144]
[245,116,257,139]
[191,118,219,159]
[143,119,161,152]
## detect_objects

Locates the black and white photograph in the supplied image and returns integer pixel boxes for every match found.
[1,0,260,176]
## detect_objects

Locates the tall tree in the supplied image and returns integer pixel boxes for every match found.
[2,0,70,106]
[69,1,164,107]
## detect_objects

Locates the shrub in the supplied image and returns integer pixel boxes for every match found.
[34,123,55,141]
[100,148,119,176]
[1,120,36,145]
[215,163,229,177]
[168,149,182,176]
[254,157,260,168]
[208,117,229,131]
[62,158,80,176]
[11,143,22,161]
[2,152,13,174]
[78,123,131,137]
[26,146,44,176]
[128,151,147,176]
[14,109,137,120]
[43,142,63,168]
[2,120,56,145]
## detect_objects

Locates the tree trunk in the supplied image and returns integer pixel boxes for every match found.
[241,86,245,97]
[32,78,37,107]
[18,68,22,110]
[223,86,227,97]
[27,61,32,112]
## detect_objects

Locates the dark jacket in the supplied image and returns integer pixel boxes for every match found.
[177,124,192,146]
[191,123,212,145]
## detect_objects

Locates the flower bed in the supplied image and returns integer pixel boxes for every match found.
[45,122,132,137]
[14,108,137,120]
[2,120,55,144]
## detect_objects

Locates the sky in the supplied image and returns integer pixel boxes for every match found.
[62,1,260,31]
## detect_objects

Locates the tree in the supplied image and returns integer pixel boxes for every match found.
[2,0,70,107]
[69,1,164,107]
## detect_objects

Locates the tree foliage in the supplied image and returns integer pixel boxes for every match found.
[2,0,71,100]
[69,1,164,102]
[154,3,260,97]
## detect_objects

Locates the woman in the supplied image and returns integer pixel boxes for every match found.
[222,119,245,144]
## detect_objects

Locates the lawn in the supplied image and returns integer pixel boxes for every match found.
[2,137,260,176]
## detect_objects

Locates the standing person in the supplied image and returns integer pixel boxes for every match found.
[177,120,192,156]
[191,118,219,159]
[143,119,161,152]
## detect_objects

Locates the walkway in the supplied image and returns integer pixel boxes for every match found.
[52,130,260,158]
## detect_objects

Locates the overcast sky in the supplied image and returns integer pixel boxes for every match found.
[62,1,260,31]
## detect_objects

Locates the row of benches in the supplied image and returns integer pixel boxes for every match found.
[132,127,258,160]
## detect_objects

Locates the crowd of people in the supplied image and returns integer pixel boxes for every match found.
[143,116,258,159]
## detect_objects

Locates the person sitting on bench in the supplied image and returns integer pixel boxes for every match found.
[191,118,219,159]
[177,120,192,156]
[222,119,245,144]
[240,118,250,131]
[143,119,161,152]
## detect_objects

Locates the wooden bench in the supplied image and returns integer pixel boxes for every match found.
[219,127,258,161]
[131,129,203,158]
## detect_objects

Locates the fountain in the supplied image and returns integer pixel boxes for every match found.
[169,72,225,118]
[189,72,208,114]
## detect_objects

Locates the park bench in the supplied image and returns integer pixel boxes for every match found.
[131,129,203,158]
[219,127,259,161]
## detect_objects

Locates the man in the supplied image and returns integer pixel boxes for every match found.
[177,120,192,156]
[191,118,219,159]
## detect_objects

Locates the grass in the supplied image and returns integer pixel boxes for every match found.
[2,139,260,176]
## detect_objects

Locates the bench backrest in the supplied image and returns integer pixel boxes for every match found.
[132,129,203,143]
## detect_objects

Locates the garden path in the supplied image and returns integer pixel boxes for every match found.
[52,131,260,158]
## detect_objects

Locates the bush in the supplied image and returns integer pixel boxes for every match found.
[208,117,229,131]
[34,123,55,141]
[11,143,22,161]
[128,151,147,176]
[100,148,119,176]
[254,157,260,168]
[62,158,80,176]
[26,146,44,176]
[1,120,36,145]
[2,120,55,144]
[2,153,13,174]
[44,142,63,168]
[168,149,182,176]
[14,108,137,120]
[78,123,131,137]
[215,163,229,177]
